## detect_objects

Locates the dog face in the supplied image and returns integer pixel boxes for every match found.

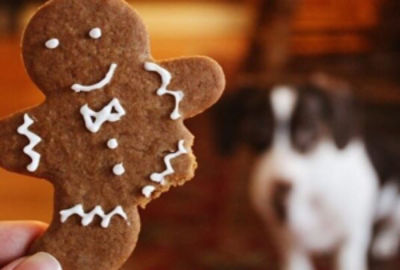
[216,82,359,156]
[290,85,332,153]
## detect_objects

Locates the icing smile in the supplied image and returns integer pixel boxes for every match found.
[71,63,118,92]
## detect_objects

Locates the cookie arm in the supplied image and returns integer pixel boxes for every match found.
[0,111,42,175]
[159,56,225,119]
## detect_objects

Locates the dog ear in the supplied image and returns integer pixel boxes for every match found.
[311,74,359,149]
[331,91,359,149]
[214,88,251,155]
[214,86,273,155]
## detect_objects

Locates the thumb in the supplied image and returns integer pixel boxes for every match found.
[2,252,62,270]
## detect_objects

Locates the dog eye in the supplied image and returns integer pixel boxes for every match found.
[89,28,102,39]
[45,38,60,49]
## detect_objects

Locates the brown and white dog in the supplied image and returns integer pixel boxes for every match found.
[216,80,400,270]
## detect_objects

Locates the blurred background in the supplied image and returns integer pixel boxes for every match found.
[0,0,399,269]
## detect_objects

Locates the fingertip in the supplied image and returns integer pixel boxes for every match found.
[13,252,62,270]
[1,257,26,270]
[0,221,48,265]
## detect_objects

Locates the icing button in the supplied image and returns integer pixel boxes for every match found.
[113,163,125,176]
[45,38,59,49]
[107,138,118,149]
[89,27,102,39]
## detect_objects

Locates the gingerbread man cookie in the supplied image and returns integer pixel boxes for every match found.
[0,0,225,269]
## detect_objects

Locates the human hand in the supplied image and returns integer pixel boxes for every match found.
[0,221,61,270]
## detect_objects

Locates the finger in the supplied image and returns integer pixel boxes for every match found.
[0,221,47,266]
[2,253,61,270]
[1,258,26,270]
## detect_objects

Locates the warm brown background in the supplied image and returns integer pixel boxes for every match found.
[0,0,399,269]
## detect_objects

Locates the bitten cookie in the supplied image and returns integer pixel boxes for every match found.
[0,0,225,269]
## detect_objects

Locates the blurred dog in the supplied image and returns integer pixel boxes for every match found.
[216,78,400,270]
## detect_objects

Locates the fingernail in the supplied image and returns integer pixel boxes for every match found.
[15,252,62,270]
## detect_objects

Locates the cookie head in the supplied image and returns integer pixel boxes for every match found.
[22,0,150,94]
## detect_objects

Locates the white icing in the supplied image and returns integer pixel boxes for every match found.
[17,114,42,172]
[60,204,128,228]
[113,163,125,176]
[89,27,102,39]
[150,140,188,185]
[107,138,118,149]
[72,63,117,92]
[142,185,156,198]
[45,38,59,49]
[81,98,126,133]
[144,62,184,120]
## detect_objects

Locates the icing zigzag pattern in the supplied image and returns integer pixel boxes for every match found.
[150,140,188,185]
[60,204,128,228]
[17,113,42,172]
[144,62,184,120]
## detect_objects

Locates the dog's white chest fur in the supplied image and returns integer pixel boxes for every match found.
[252,132,379,250]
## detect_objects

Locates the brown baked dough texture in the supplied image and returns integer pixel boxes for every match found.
[0,0,225,269]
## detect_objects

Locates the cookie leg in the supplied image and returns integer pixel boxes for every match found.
[29,202,140,270]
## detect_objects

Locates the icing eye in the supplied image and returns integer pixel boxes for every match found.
[89,28,102,39]
[45,38,60,49]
